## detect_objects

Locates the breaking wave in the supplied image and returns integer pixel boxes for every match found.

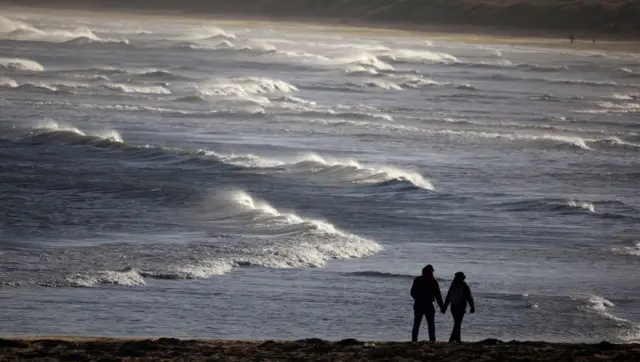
[203,151,434,190]
[28,120,124,144]
[0,16,128,44]
[495,198,596,214]
[617,68,640,78]
[0,56,44,71]
[611,242,640,257]
[578,295,640,342]
[380,49,459,64]
[431,129,592,150]
[174,26,236,42]
[104,83,172,95]
[0,187,382,288]
[0,76,88,93]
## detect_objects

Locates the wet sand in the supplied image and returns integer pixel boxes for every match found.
[1,337,640,361]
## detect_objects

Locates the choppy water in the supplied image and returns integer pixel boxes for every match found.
[1,9,639,343]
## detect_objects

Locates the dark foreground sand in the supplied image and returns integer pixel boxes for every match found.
[1,337,639,361]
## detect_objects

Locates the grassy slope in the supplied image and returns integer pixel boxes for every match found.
[2,0,640,37]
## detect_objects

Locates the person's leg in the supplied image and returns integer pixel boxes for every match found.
[412,309,423,342]
[425,305,436,342]
[457,312,465,341]
[450,311,465,342]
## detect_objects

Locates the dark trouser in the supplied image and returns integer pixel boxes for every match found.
[449,310,465,342]
[412,304,436,342]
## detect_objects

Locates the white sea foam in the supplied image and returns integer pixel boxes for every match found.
[381,49,459,64]
[36,120,86,136]
[568,200,595,212]
[611,242,640,257]
[0,57,44,71]
[356,79,403,91]
[66,268,147,287]
[610,93,634,100]
[0,76,19,88]
[196,76,298,105]
[335,53,394,71]
[597,101,640,111]
[171,260,236,279]
[0,16,128,44]
[105,83,172,95]
[175,26,236,41]
[36,120,123,143]
[94,129,124,143]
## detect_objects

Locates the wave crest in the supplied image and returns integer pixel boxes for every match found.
[206,151,434,190]
[0,57,44,72]
[104,83,172,95]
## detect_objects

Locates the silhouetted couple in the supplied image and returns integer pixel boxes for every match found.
[410,265,475,342]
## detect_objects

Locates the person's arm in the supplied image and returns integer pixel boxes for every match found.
[434,280,445,310]
[465,284,475,313]
[410,278,418,300]
[443,286,450,312]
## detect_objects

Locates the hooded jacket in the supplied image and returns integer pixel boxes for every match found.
[411,275,444,311]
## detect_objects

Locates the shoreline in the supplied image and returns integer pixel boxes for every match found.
[1,337,640,361]
[3,5,640,54]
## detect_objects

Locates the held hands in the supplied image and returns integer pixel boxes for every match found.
[440,307,447,314]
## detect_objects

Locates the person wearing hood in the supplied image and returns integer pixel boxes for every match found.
[410,264,444,342]
[442,271,475,342]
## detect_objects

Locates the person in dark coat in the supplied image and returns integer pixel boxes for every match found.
[410,264,444,342]
[442,271,475,342]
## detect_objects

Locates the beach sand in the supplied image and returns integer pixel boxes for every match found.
[4,5,640,54]
[1,337,640,361]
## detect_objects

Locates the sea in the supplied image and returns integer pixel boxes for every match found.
[0,8,638,343]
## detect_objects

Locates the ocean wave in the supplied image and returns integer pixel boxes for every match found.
[437,128,640,151]
[173,26,236,42]
[577,295,640,342]
[347,75,444,91]
[609,93,639,101]
[203,151,434,190]
[611,242,640,257]
[617,68,640,78]
[0,56,44,72]
[299,109,393,122]
[593,136,640,150]
[104,83,172,95]
[380,49,459,64]
[344,271,415,279]
[20,99,268,119]
[0,77,88,93]
[196,76,298,105]
[495,198,596,214]
[0,16,128,44]
[432,129,591,150]
[25,120,124,145]
[173,95,207,102]
[350,79,403,91]
[193,190,383,265]
[597,101,640,112]
[516,63,570,72]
